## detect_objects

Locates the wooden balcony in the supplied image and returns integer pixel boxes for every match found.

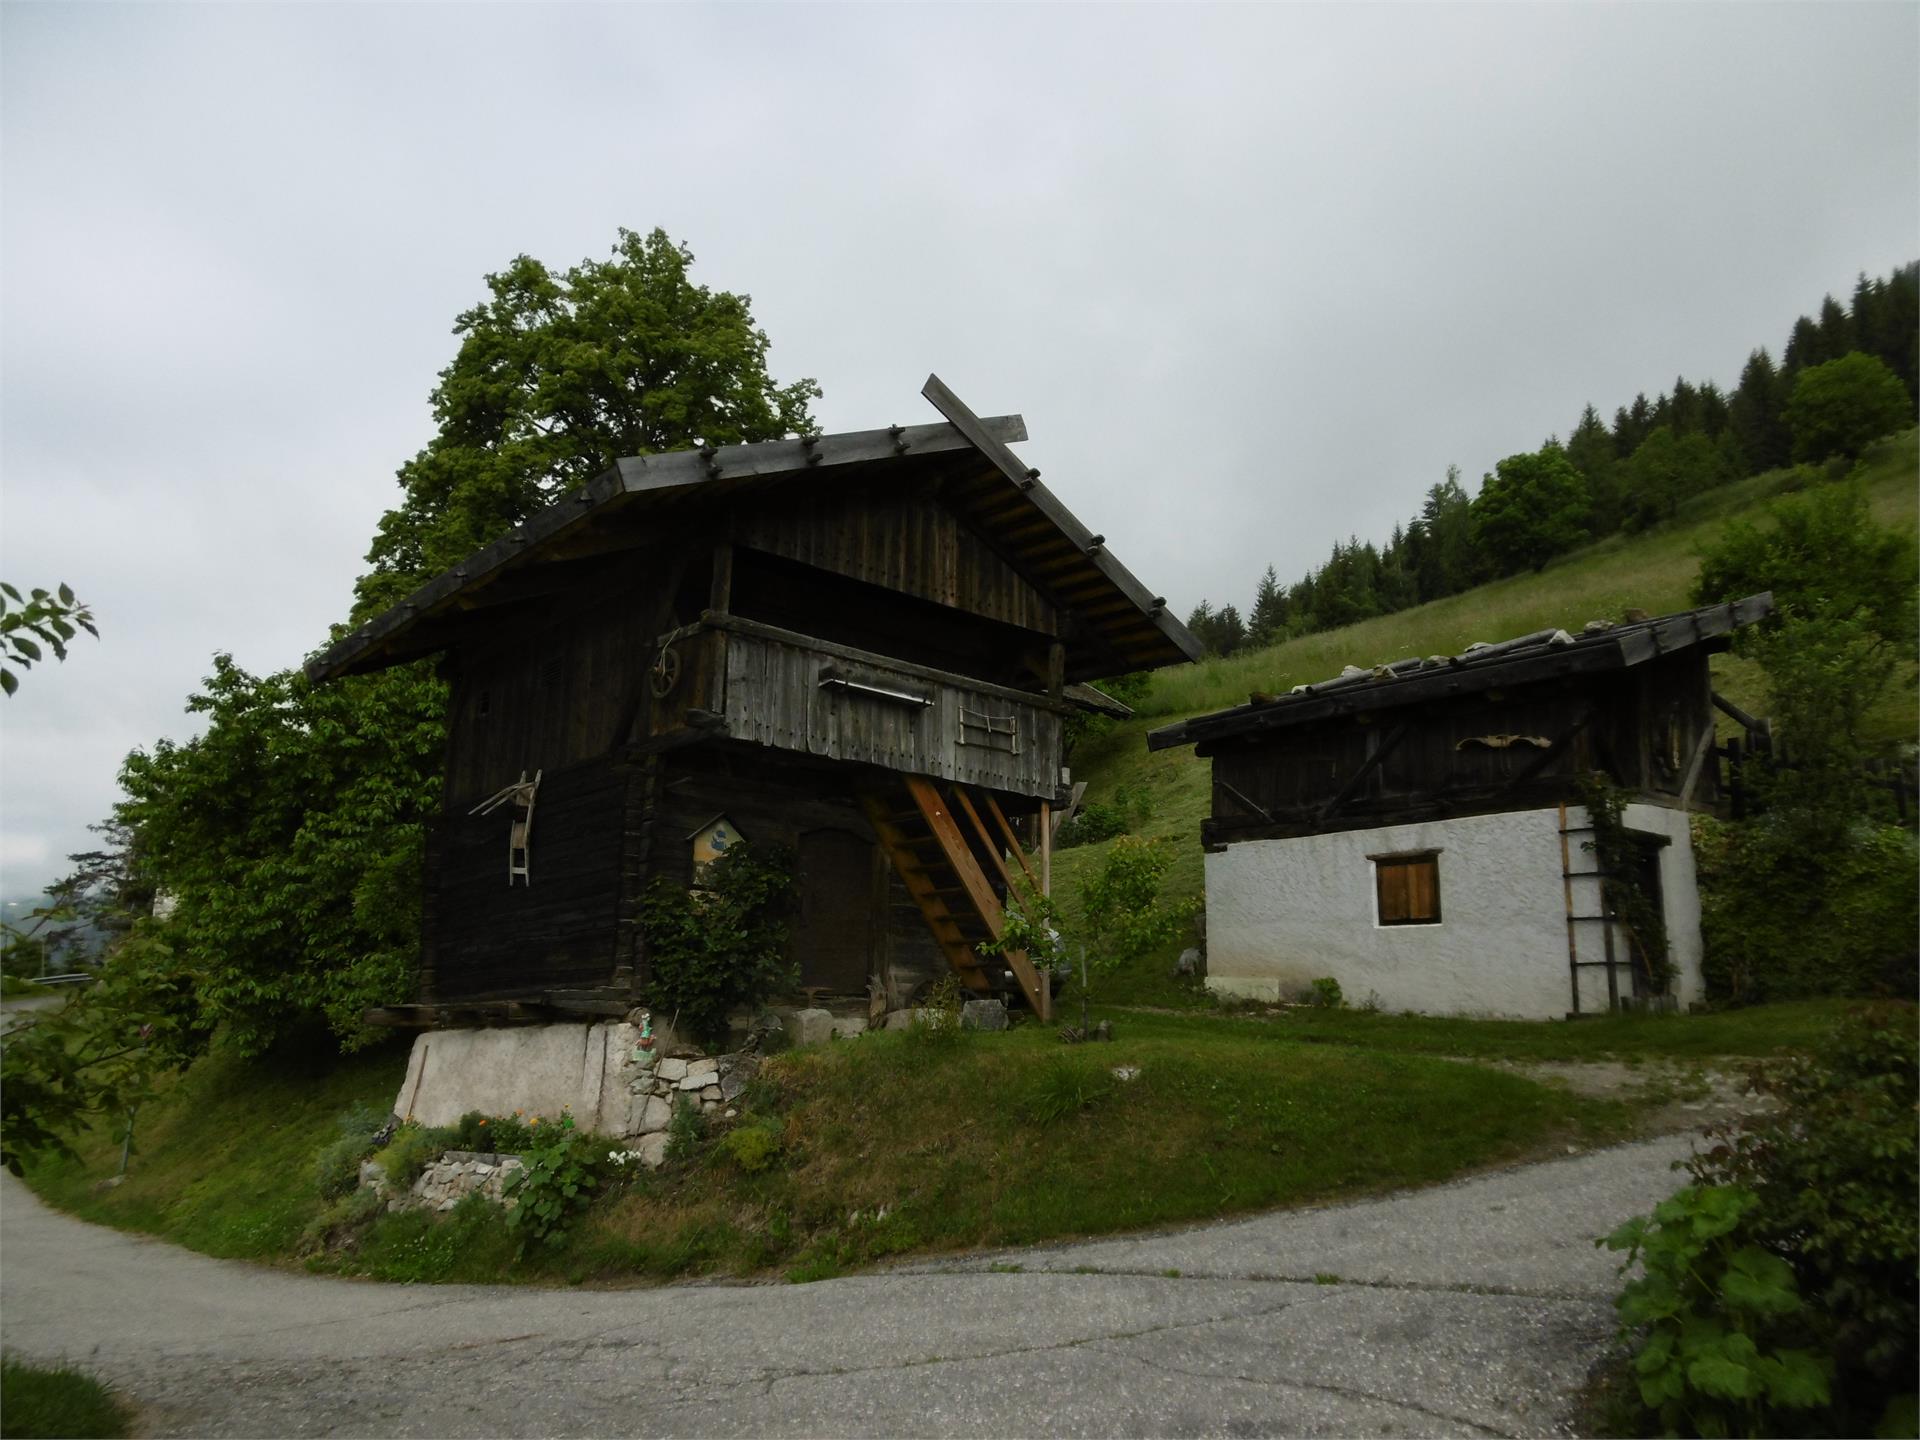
[650,613,1065,801]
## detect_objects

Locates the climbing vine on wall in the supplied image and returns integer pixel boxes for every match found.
[640,843,797,1050]
[1573,772,1673,994]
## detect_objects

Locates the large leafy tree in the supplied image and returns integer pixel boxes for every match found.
[1784,352,1913,464]
[359,227,819,617]
[120,230,819,1056]
[1620,425,1727,528]
[1468,445,1588,575]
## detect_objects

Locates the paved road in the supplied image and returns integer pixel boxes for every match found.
[0,1137,1697,1438]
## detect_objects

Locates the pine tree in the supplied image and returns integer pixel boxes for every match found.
[1613,394,1655,457]
[1566,404,1622,535]
[1249,565,1287,645]
[1816,295,1854,364]
[1783,314,1823,376]
[1728,348,1791,475]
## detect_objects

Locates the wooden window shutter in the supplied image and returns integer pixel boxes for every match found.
[1373,852,1441,926]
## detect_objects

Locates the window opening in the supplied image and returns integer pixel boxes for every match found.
[1372,851,1441,926]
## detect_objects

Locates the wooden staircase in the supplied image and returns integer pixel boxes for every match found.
[860,775,1050,1020]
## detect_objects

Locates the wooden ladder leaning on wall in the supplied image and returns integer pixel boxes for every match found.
[859,775,1051,1021]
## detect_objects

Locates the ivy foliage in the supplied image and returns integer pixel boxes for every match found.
[640,843,798,1051]
[116,656,445,1055]
[1572,772,1671,993]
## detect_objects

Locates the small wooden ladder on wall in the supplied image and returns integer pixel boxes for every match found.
[859,775,1050,1020]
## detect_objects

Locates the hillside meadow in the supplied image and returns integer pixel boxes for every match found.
[1051,435,1918,1006]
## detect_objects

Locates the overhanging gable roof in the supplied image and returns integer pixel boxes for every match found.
[1148,593,1774,753]
[308,376,1202,683]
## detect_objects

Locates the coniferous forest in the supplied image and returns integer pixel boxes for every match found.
[1185,263,1920,655]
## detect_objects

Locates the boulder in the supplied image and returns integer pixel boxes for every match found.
[657,1057,689,1082]
[830,1015,868,1040]
[789,1008,835,1048]
[961,999,1008,1032]
[633,1095,672,1134]
[635,1132,669,1168]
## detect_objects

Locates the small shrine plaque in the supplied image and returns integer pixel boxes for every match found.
[688,813,742,879]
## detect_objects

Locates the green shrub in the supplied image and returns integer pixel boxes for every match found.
[312,1102,387,1200]
[903,973,967,1053]
[447,1110,534,1154]
[0,1355,130,1439]
[1056,801,1129,849]
[719,1119,784,1173]
[373,1121,452,1188]
[1686,1004,1917,1434]
[1604,1004,1918,1436]
[641,843,797,1050]
[1021,1056,1116,1123]
[1307,977,1345,1009]
[1697,818,1918,1003]
[663,1096,707,1164]
[503,1112,609,1250]
[1601,1184,1831,1437]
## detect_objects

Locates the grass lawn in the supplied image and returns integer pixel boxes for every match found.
[1120,996,1875,1062]
[0,1355,131,1440]
[566,1013,1636,1283]
[24,1039,410,1259]
[23,999,1873,1291]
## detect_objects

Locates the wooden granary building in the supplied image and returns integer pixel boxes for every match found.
[309,377,1200,1027]
[1147,595,1773,1018]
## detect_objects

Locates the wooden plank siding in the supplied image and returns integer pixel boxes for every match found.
[738,486,1059,638]
[717,624,1063,800]
[428,756,627,1002]
[1204,653,1725,846]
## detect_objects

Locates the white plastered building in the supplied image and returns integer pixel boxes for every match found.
[1148,596,1772,1019]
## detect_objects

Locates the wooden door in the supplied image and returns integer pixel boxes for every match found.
[792,828,875,994]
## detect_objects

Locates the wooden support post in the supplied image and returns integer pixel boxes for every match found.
[709,541,734,615]
[1046,642,1065,704]
[1040,802,1051,896]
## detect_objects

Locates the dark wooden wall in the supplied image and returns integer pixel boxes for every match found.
[420,480,1074,1012]
[425,756,627,1003]
[645,749,952,1003]
[1206,655,1720,844]
[737,486,1058,638]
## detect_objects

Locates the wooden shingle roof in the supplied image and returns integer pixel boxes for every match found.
[1147,593,1774,753]
[309,376,1200,684]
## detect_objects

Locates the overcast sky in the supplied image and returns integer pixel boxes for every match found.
[1,2,1914,897]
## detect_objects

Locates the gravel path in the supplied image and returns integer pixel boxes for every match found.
[0,1134,1702,1437]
